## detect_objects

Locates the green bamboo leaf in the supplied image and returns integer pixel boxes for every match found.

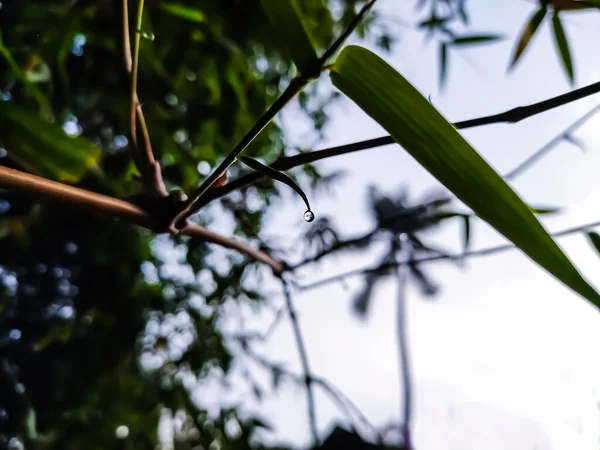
[530,205,562,215]
[452,34,504,45]
[159,3,206,22]
[439,42,448,88]
[586,232,600,255]
[509,7,547,70]
[329,45,600,307]
[261,0,318,75]
[239,156,314,222]
[0,102,100,183]
[460,214,470,254]
[551,11,574,84]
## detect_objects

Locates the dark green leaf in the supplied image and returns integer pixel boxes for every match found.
[461,214,470,254]
[261,0,318,74]
[0,102,101,183]
[587,232,600,255]
[159,3,206,22]
[439,42,448,88]
[239,156,313,216]
[330,45,600,307]
[452,34,504,45]
[551,11,574,83]
[509,7,547,70]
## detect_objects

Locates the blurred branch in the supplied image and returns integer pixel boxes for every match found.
[282,279,319,446]
[242,344,383,443]
[504,103,600,180]
[299,218,600,291]
[122,0,167,198]
[170,0,381,229]
[395,257,413,450]
[199,79,600,207]
[0,165,284,273]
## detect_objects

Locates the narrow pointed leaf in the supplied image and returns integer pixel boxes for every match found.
[452,34,504,45]
[529,205,562,215]
[159,3,206,22]
[239,156,312,214]
[329,45,600,307]
[509,7,547,70]
[586,232,600,255]
[551,11,574,83]
[439,42,448,88]
[460,214,471,254]
[261,0,317,74]
[0,102,101,183]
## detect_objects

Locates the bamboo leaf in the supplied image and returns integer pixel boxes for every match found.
[452,34,504,45]
[159,3,206,22]
[329,45,600,307]
[0,102,100,183]
[439,42,448,88]
[551,11,574,84]
[586,232,600,255]
[460,214,471,254]
[261,0,318,75]
[239,156,314,221]
[509,7,547,70]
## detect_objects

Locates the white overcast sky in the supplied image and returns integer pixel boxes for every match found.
[196,1,600,449]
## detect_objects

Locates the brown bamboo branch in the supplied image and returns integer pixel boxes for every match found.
[122,0,167,198]
[180,224,285,273]
[197,79,600,207]
[0,165,284,274]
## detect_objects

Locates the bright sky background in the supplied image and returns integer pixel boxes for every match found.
[196,1,600,449]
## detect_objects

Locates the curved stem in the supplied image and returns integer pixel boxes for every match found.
[282,279,319,446]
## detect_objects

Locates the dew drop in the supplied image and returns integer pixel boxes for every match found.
[137,29,155,41]
[303,210,315,222]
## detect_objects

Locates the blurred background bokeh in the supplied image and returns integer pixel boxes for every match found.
[1,1,600,449]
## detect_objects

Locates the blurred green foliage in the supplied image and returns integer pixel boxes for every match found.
[0,0,383,448]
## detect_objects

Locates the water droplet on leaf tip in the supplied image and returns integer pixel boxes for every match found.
[303,210,315,222]
[137,29,155,41]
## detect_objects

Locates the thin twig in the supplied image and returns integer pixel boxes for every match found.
[0,166,283,273]
[197,80,600,207]
[122,0,167,198]
[313,377,384,444]
[170,0,382,229]
[504,103,600,180]
[282,279,319,446]
[299,218,600,291]
[243,345,381,443]
[129,0,144,147]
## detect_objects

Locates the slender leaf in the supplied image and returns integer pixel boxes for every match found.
[530,206,562,215]
[330,45,600,307]
[159,3,206,22]
[460,214,471,254]
[509,7,547,69]
[586,232,600,255]
[0,102,101,183]
[261,0,317,74]
[439,42,448,88]
[551,11,574,83]
[452,34,504,45]
[239,156,313,215]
